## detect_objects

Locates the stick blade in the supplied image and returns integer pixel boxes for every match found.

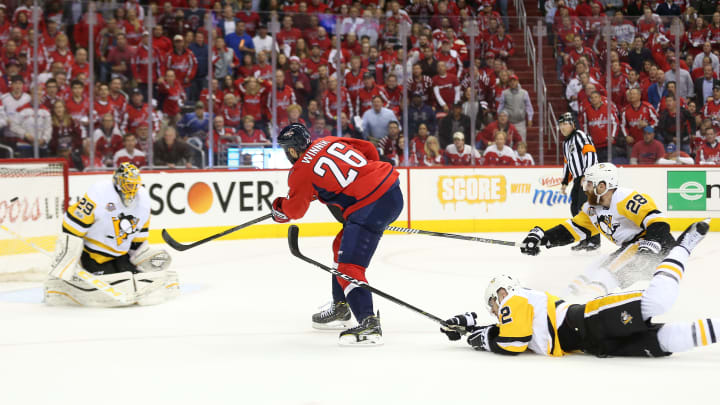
[287,225,300,256]
[161,229,189,251]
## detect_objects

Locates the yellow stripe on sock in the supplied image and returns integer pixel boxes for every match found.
[698,320,708,346]
[657,264,683,280]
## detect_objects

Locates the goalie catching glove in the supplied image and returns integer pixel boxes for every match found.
[440,312,477,341]
[129,242,172,272]
[520,227,550,256]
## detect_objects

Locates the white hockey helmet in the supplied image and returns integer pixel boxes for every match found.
[583,162,618,198]
[484,274,520,314]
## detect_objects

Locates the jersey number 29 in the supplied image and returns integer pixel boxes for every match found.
[313,143,367,188]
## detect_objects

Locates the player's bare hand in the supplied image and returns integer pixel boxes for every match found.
[560,184,567,194]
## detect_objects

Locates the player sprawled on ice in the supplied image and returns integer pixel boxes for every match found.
[441,220,715,357]
[45,163,179,306]
[271,123,403,345]
[520,162,675,296]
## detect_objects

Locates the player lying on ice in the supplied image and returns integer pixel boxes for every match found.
[520,162,676,296]
[45,163,179,307]
[440,220,714,357]
[271,123,403,345]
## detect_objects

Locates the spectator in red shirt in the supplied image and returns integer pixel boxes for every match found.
[310,116,332,141]
[238,115,270,144]
[165,34,198,93]
[483,131,517,166]
[93,112,124,167]
[478,109,522,149]
[422,135,446,166]
[446,131,481,165]
[630,126,666,164]
[48,33,74,74]
[697,127,720,165]
[158,69,185,126]
[113,133,148,168]
[104,33,135,83]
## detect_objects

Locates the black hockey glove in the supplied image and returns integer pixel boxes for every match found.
[440,312,477,341]
[520,227,547,256]
[467,324,495,351]
[637,240,661,255]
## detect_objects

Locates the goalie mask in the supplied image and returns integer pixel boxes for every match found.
[113,163,142,207]
[484,274,520,315]
[583,162,618,199]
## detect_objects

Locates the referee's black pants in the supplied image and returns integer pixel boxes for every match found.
[570,177,600,245]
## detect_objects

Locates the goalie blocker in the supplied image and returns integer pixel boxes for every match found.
[45,163,179,307]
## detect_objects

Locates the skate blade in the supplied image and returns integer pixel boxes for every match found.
[338,334,383,346]
[312,320,354,331]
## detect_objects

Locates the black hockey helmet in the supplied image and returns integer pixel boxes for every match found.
[277,123,312,163]
[558,112,574,125]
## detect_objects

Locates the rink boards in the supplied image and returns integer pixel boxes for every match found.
[65,166,720,244]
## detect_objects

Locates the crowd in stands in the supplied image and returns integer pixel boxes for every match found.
[0,0,539,169]
[549,0,720,165]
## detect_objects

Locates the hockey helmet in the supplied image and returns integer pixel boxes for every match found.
[583,162,618,198]
[484,274,520,315]
[558,112,574,125]
[113,162,142,207]
[277,123,312,164]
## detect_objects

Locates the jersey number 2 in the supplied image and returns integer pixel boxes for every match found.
[313,143,367,188]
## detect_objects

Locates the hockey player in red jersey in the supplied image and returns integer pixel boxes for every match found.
[272,123,403,346]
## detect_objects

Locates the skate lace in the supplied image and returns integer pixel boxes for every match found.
[317,301,335,318]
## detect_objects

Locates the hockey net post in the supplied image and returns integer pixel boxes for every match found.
[0,158,69,281]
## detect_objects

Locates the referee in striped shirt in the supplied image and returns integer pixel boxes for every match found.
[558,112,601,251]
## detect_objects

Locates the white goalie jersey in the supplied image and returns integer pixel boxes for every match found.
[62,179,151,262]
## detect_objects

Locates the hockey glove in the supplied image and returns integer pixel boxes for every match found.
[467,324,495,351]
[637,240,661,255]
[520,227,546,256]
[271,197,290,223]
[440,312,477,341]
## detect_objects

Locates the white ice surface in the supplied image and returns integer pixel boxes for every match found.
[1,232,719,405]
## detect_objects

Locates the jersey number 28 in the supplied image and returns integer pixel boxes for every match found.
[625,194,647,214]
[313,143,367,188]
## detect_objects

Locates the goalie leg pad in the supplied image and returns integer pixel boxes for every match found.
[134,270,180,306]
[49,233,85,280]
[44,271,136,307]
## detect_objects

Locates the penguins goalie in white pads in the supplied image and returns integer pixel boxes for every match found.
[519,163,676,296]
[45,163,179,307]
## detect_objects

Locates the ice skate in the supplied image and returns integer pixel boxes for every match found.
[570,239,589,251]
[338,313,383,346]
[677,219,711,253]
[312,301,353,330]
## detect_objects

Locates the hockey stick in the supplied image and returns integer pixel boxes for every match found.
[0,224,54,257]
[161,213,273,251]
[0,226,132,303]
[385,225,517,247]
[287,225,449,327]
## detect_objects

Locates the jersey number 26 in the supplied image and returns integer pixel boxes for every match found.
[313,143,368,188]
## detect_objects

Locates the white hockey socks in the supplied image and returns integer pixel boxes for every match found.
[640,246,688,320]
[658,319,719,353]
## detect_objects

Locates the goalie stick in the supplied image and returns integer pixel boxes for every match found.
[287,225,450,328]
[162,213,273,251]
[385,225,517,247]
